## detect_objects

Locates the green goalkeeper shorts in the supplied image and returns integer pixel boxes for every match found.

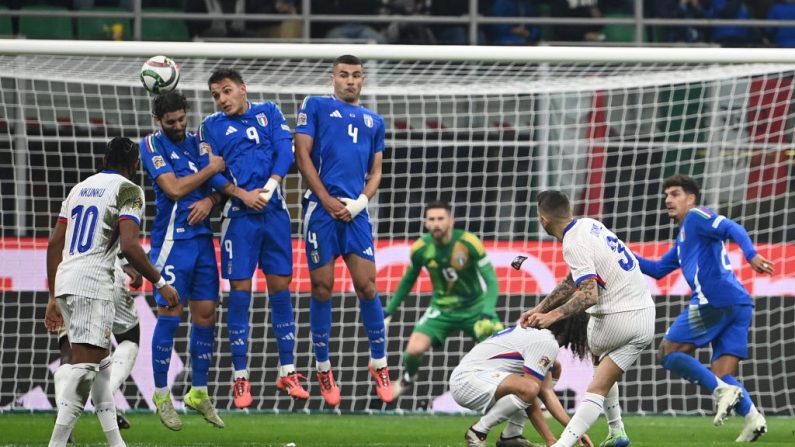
[412,305,483,346]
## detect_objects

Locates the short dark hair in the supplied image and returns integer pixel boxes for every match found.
[537,190,572,220]
[333,54,362,68]
[104,137,139,171]
[662,174,701,203]
[152,91,188,119]
[208,68,244,88]
[424,200,452,216]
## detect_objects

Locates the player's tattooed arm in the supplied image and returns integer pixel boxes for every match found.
[538,273,576,312]
[554,278,598,318]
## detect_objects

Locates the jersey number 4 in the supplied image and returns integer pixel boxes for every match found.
[348,124,358,143]
[69,205,99,254]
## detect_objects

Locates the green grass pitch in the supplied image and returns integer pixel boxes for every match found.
[1,412,793,446]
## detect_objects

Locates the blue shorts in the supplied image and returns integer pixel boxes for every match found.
[302,200,375,271]
[220,206,293,280]
[150,235,219,306]
[664,303,752,362]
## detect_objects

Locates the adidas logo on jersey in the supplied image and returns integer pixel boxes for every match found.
[329,110,342,118]
[170,152,180,160]
[362,246,374,256]
[225,125,238,135]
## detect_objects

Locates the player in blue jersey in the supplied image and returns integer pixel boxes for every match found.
[140,92,229,430]
[635,175,774,442]
[294,54,393,405]
[200,68,306,408]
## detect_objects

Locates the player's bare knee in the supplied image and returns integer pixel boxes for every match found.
[352,280,377,299]
[515,380,539,403]
[266,274,292,294]
[311,283,333,300]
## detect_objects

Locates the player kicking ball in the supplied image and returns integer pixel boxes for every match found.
[451,312,592,447]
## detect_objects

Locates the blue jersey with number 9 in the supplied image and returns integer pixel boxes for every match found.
[199,101,292,217]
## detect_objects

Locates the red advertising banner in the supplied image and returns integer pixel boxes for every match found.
[2,238,793,296]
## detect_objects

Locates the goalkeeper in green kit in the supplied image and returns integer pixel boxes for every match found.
[385,200,503,398]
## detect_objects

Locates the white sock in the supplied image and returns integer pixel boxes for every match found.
[234,369,249,380]
[53,363,74,405]
[712,378,730,397]
[316,360,331,373]
[473,394,529,434]
[110,341,139,395]
[746,406,760,420]
[604,382,624,434]
[91,356,125,447]
[554,393,604,447]
[280,364,296,377]
[500,409,527,438]
[50,363,97,447]
[370,357,387,370]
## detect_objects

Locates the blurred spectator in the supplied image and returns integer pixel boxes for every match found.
[311,0,386,43]
[428,0,472,45]
[251,0,301,39]
[551,0,605,42]
[765,0,795,47]
[653,0,707,43]
[185,0,248,38]
[383,0,436,44]
[488,0,540,45]
[709,0,759,46]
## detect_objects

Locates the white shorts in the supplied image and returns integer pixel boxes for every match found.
[57,295,115,350]
[588,306,655,372]
[449,366,513,413]
[112,288,139,334]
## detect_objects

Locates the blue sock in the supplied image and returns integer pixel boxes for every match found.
[152,315,180,388]
[190,323,215,387]
[721,374,753,416]
[359,294,386,360]
[310,296,331,363]
[227,290,251,372]
[269,290,296,367]
[661,352,718,392]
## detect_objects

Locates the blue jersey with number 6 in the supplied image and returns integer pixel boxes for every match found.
[140,131,214,245]
[295,95,385,202]
[636,207,756,308]
[199,101,293,217]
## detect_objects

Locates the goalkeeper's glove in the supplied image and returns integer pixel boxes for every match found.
[473,315,505,341]
[384,312,392,326]
[339,194,368,218]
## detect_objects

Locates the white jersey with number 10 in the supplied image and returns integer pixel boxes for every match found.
[55,171,145,301]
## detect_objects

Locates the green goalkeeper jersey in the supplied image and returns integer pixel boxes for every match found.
[385,229,499,317]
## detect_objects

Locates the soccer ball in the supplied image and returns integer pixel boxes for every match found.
[140,55,180,94]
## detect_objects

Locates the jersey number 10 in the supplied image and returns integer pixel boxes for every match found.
[69,205,99,254]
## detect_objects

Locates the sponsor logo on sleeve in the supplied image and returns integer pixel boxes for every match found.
[132,197,144,209]
[297,113,307,126]
[200,143,212,155]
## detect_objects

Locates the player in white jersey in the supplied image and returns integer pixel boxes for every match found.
[520,190,655,447]
[44,137,179,447]
[452,312,591,447]
[53,252,143,435]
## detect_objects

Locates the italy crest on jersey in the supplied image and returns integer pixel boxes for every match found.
[256,112,268,127]
[363,114,373,128]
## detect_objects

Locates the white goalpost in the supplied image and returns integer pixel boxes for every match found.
[0,40,793,415]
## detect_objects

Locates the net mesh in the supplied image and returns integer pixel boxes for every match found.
[1,52,793,415]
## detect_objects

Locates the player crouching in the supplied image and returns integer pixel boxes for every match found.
[450,313,592,447]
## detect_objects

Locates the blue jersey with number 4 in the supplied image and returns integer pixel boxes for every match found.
[199,101,293,217]
[140,131,213,245]
[636,207,757,307]
[295,95,385,202]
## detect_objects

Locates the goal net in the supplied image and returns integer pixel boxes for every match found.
[1,41,793,416]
